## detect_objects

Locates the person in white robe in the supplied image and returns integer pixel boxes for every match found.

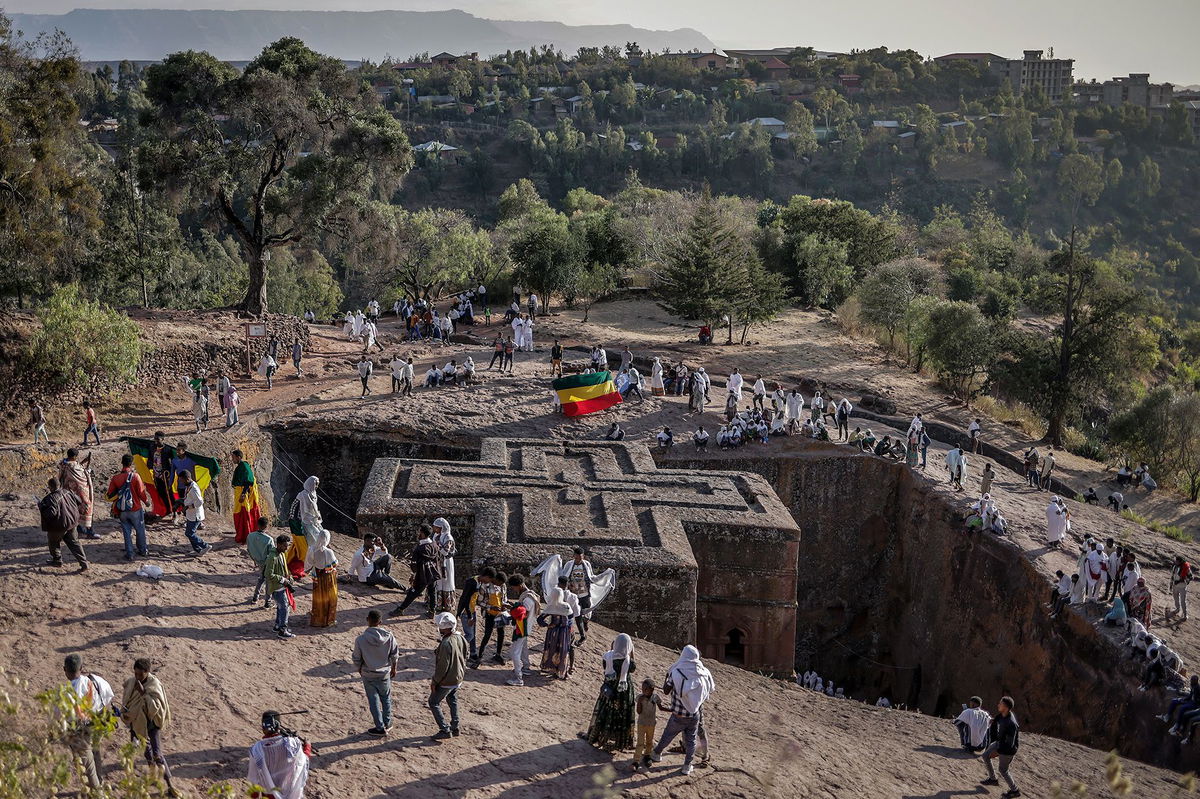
[907,414,924,437]
[432,517,457,611]
[298,476,323,546]
[343,311,354,338]
[650,358,665,396]
[352,310,365,339]
[751,376,767,411]
[1045,496,1067,547]
[727,369,744,403]
[511,315,525,351]
[785,389,804,433]
[362,321,378,353]
[522,316,535,351]
[1084,541,1106,600]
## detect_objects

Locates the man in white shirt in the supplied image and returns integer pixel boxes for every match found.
[1050,570,1072,617]
[356,356,373,398]
[751,376,767,412]
[967,418,982,453]
[178,470,211,555]
[953,696,991,753]
[1084,541,1107,600]
[727,368,744,403]
[349,534,404,590]
[391,355,414,396]
[247,710,310,799]
[945,446,967,491]
[62,653,115,791]
[810,391,825,422]
[424,366,441,388]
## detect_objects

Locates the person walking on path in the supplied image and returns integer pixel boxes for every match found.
[82,400,100,446]
[429,612,468,740]
[291,339,304,377]
[58,448,96,539]
[119,658,178,797]
[39,477,88,571]
[353,610,400,736]
[357,356,374,399]
[62,653,115,792]
[175,470,212,556]
[265,535,296,639]
[980,696,1021,798]
[649,645,714,776]
[107,454,152,561]
[31,400,49,445]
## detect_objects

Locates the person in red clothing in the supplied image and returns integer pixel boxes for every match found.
[106,454,152,561]
[82,400,100,446]
[1170,556,1192,622]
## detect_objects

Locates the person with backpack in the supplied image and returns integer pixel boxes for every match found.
[62,653,116,791]
[40,477,88,572]
[106,454,152,561]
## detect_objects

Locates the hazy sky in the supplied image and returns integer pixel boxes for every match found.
[7,0,1198,84]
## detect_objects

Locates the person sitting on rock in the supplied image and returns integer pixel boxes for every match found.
[1082,487,1100,505]
[424,366,441,388]
[605,423,626,442]
[693,426,709,451]
[656,427,674,449]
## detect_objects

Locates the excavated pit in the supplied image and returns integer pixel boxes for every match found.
[266,421,1194,772]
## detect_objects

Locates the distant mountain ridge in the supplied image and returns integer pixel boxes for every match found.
[10,8,713,62]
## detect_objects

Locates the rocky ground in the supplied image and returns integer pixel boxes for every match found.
[0,499,1186,799]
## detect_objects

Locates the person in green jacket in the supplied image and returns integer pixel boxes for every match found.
[429,612,468,740]
[264,535,295,639]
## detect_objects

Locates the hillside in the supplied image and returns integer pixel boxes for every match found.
[9,9,713,61]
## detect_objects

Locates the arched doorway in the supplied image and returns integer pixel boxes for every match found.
[724,628,746,666]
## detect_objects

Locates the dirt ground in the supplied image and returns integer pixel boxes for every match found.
[0,499,1185,799]
[4,297,1200,796]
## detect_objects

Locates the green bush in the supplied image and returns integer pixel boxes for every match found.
[24,284,146,392]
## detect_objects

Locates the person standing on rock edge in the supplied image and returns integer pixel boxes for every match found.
[248,518,274,607]
[953,696,991,753]
[31,399,49,446]
[967,418,982,454]
[980,696,1020,798]
[357,355,373,399]
[946,444,967,491]
[429,612,467,740]
[503,336,515,373]
[353,609,399,736]
[1168,556,1192,622]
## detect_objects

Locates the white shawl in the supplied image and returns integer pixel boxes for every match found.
[669,645,715,714]
[603,633,634,689]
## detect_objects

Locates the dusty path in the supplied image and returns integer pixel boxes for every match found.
[0,499,1184,799]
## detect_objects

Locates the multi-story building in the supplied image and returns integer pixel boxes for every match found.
[932,52,1007,71]
[1102,74,1174,108]
[997,50,1074,104]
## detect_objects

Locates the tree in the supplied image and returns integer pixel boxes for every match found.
[732,258,790,343]
[784,102,818,157]
[563,263,619,322]
[923,300,996,402]
[790,234,851,308]
[464,148,495,196]
[1174,393,1200,501]
[655,191,750,326]
[507,209,582,311]
[497,178,547,221]
[1056,154,1103,228]
[25,284,145,392]
[1133,156,1161,201]
[0,19,102,306]
[1042,236,1146,446]
[1109,387,1175,477]
[140,39,413,315]
[363,206,492,301]
[857,257,943,352]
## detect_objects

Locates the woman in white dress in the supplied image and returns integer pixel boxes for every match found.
[432,517,457,611]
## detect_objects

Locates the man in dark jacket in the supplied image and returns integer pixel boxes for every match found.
[429,612,468,740]
[40,477,88,572]
[981,695,1020,798]
[389,525,443,617]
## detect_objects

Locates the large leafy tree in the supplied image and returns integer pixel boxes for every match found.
[0,17,102,306]
[140,38,413,315]
[857,257,943,353]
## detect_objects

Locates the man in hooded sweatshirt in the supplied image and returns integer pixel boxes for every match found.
[352,609,400,736]
[649,645,715,776]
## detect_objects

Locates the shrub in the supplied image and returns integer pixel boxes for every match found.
[24,284,146,393]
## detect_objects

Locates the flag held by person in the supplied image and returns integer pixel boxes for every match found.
[127,437,221,517]
[553,371,622,417]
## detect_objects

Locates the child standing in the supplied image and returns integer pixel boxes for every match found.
[633,678,662,771]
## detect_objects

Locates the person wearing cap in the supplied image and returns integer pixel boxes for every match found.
[62,653,115,790]
[953,696,991,753]
[429,612,468,740]
[352,609,400,736]
[248,710,311,799]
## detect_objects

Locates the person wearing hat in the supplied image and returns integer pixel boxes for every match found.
[953,696,991,753]
[247,710,311,799]
[429,612,468,740]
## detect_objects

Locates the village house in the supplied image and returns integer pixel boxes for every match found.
[431,51,478,68]
[685,52,730,70]
[413,140,460,163]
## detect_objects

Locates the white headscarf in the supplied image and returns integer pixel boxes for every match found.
[306,527,337,569]
[299,476,322,528]
[603,633,635,688]
[435,612,457,631]
[669,645,715,714]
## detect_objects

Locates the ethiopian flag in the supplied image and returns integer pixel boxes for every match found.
[553,371,623,417]
[127,437,221,518]
[231,460,262,545]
